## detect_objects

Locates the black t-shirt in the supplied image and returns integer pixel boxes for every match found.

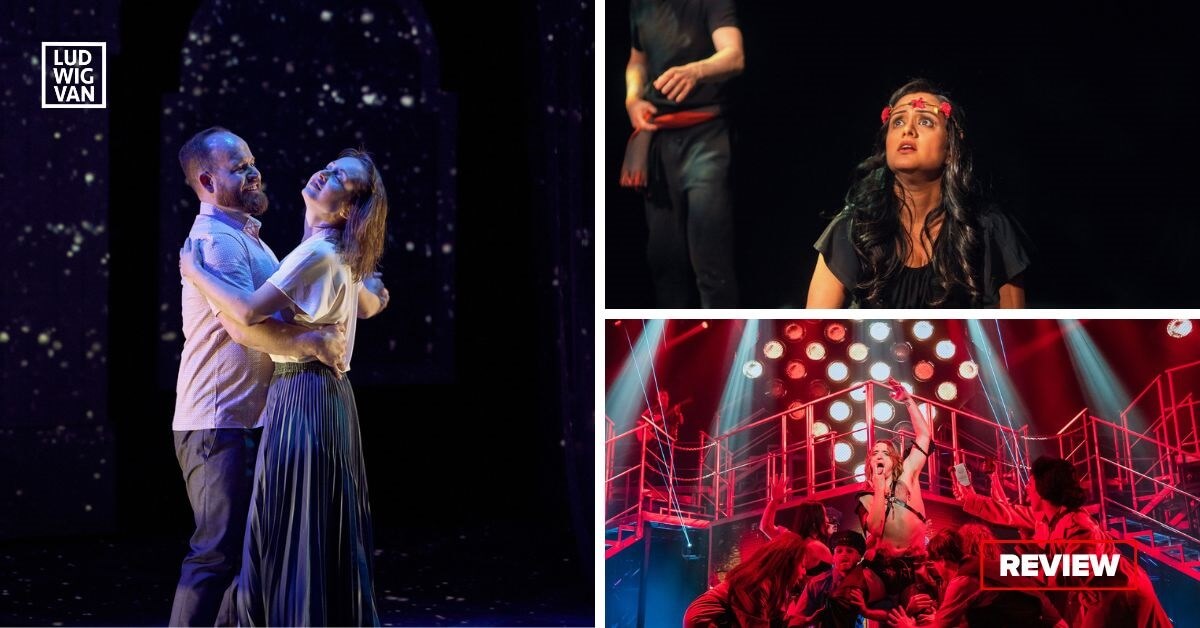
[813,210,1031,308]
[630,0,738,112]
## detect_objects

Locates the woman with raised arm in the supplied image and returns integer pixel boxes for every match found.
[759,478,834,578]
[839,377,933,606]
[182,149,389,626]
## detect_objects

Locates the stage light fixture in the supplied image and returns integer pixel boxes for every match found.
[851,421,868,443]
[958,360,979,380]
[913,360,935,382]
[825,322,847,343]
[918,402,937,420]
[834,441,853,463]
[936,381,958,401]
[848,342,869,362]
[869,361,891,381]
[829,401,852,422]
[874,401,895,423]
[827,361,849,382]
[812,421,831,437]
[785,360,807,380]
[763,340,785,359]
[869,322,891,342]
[935,340,956,360]
[1167,319,1192,338]
[768,379,786,399]
[854,463,867,482]
[788,400,805,420]
[743,360,763,379]
[912,321,934,340]
[783,322,806,341]
[892,341,913,362]
[805,342,827,360]
[849,382,867,402]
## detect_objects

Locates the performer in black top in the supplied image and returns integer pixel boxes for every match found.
[807,79,1030,308]
[621,0,744,308]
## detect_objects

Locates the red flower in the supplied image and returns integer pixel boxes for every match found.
[940,101,953,118]
[880,106,892,125]
[911,97,927,109]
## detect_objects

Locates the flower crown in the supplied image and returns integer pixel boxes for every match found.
[880,97,953,125]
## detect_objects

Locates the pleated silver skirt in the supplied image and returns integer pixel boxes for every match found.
[236,361,379,627]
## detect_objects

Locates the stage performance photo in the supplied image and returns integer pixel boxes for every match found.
[606,319,1199,626]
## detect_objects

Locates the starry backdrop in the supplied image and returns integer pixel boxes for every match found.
[1,0,593,624]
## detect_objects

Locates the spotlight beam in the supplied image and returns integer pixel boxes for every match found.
[967,320,1030,486]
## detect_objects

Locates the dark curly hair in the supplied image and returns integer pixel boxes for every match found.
[843,78,985,306]
[1032,456,1087,510]
[785,501,830,544]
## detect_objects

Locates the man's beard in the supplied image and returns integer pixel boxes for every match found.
[217,186,269,216]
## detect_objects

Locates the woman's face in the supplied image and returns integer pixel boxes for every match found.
[884,91,950,178]
[871,442,895,476]
[302,156,368,226]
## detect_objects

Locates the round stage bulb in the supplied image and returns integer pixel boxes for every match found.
[854,463,867,482]
[892,341,913,362]
[783,322,806,341]
[849,383,867,402]
[912,321,934,340]
[788,400,805,420]
[937,381,958,401]
[935,340,956,360]
[913,360,935,382]
[851,421,868,443]
[785,360,807,380]
[829,400,852,422]
[763,340,785,360]
[806,342,827,361]
[834,442,853,463]
[825,323,847,343]
[918,402,938,420]
[848,342,869,362]
[812,421,830,437]
[1167,319,1192,338]
[743,360,763,379]
[870,362,891,381]
[768,379,786,399]
[827,361,849,382]
[958,360,979,380]
[869,322,891,342]
[874,401,895,423]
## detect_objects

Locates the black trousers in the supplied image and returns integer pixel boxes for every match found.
[644,118,739,308]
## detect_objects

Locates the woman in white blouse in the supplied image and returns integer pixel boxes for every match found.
[181,148,388,626]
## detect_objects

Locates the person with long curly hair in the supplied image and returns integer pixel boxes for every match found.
[807,79,1030,308]
[684,533,811,628]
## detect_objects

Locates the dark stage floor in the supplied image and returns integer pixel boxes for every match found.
[0,526,593,626]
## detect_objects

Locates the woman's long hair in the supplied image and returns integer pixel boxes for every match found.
[844,78,985,306]
[724,533,809,620]
[785,501,830,544]
[337,148,388,281]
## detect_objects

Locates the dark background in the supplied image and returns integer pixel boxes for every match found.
[1,0,592,624]
[605,1,1200,308]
